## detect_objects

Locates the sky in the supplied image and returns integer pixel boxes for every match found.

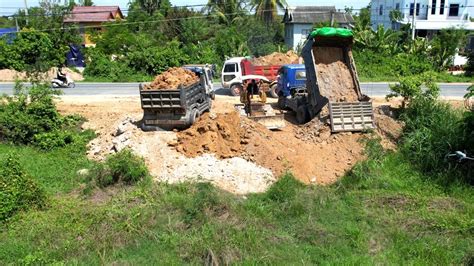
[1,0,371,15]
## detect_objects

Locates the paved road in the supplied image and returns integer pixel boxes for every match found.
[0,82,471,98]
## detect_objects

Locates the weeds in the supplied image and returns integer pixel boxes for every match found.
[85,149,150,190]
[0,154,47,221]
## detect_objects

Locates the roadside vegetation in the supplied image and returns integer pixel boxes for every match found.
[0,3,472,82]
[1,72,473,263]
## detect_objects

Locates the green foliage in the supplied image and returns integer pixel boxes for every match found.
[429,29,467,71]
[264,173,304,202]
[32,130,77,150]
[0,154,47,221]
[465,51,474,76]
[87,149,150,188]
[0,82,64,144]
[400,97,472,182]
[387,72,439,107]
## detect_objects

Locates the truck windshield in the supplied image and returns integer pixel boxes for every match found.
[223,63,237,73]
[296,70,306,80]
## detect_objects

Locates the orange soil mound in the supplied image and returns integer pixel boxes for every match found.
[142,67,199,91]
[174,112,244,158]
[251,51,300,66]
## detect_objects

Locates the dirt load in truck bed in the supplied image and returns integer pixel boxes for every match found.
[141,67,199,91]
[313,47,359,102]
[250,51,300,66]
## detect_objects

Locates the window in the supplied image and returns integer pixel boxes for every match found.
[431,0,436,14]
[301,29,311,36]
[379,4,383,15]
[223,63,236,73]
[410,3,420,15]
[449,4,459,16]
[295,70,306,80]
[440,0,445,15]
[395,3,400,10]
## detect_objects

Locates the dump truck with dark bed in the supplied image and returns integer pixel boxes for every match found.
[279,27,375,132]
[139,66,214,130]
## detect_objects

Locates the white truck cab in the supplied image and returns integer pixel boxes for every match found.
[221,57,245,96]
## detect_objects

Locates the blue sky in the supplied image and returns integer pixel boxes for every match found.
[1,0,371,15]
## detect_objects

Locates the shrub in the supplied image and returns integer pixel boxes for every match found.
[400,97,472,182]
[32,130,76,150]
[0,82,63,144]
[0,154,47,221]
[387,72,439,108]
[87,149,150,188]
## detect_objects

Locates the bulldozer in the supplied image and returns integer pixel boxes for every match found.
[234,79,285,130]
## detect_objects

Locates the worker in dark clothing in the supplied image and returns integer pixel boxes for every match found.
[245,79,259,116]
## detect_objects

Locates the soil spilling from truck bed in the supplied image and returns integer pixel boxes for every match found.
[313,47,359,102]
[142,67,199,90]
[250,51,300,66]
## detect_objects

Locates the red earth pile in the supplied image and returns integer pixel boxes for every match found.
[250,51,300,66]
[142,67,199,90]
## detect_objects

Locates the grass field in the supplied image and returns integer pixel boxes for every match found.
[1,140,473,264]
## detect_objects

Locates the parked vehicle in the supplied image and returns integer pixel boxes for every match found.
[279,27,375,132]
[51,74,75,88]
[139,65,215,130]
[275,64,306,109]
[221,57,282,97]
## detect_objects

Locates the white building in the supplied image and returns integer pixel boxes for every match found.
[371,0,474,35]
[283,6,355,50]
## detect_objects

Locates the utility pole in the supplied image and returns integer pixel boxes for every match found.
[411,0,417,40]
[24,0,29,26]
[14,17,19,32]
[330,10,335,26]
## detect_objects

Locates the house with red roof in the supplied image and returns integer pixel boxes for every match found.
[64,6,124,47]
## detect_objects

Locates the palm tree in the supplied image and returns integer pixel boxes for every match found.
[206,0,246,25]
[251,0,287,25]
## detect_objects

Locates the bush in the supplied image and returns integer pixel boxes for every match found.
[400,97,472,182]
[32,130,76,150]
[0,154,47,221]
[387,72,439,108]
[0,82,63,144]
[87,149,149,188]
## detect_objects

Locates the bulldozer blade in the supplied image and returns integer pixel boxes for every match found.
[234,104,285,130]
[249,114,285,130]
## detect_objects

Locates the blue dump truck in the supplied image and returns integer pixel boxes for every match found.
[278,27,375,132]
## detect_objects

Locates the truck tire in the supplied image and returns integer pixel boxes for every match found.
[277,97,286,110]
[296,106,310,124]
[230,84,242,96]
[269,83,279,98]
[189,109,199,125]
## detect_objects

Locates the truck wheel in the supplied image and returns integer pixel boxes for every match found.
[296,106,310,124]
[277,97,286,110]
[189,109,199,125]
[230,84,242,96]
[269,84,279,98]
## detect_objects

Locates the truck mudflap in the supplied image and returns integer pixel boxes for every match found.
[234,103,285,130]
[328,102,375,132]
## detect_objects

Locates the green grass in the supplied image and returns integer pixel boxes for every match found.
[0,142,472,264]
[360,73,474,83]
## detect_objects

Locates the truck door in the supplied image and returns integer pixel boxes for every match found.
[221,63,240,87]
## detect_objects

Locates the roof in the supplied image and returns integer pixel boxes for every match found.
[282,64,305,70]
[283,6,354,24]
[64,6,124,23]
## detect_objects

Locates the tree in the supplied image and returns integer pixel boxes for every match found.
[387,72,440,108]
[137,0,162,16]
[429,28,466,71]
[251,0,287,25]
[206,0,247,25]
[79,0,94,6]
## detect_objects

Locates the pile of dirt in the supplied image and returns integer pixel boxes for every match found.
[0,67,84,81]
[313,47,359,102]
[173,111,366,184]
[294,118,332,144]
[173,112,244,158]
[142,67,199,91]
[250,51,300,66]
